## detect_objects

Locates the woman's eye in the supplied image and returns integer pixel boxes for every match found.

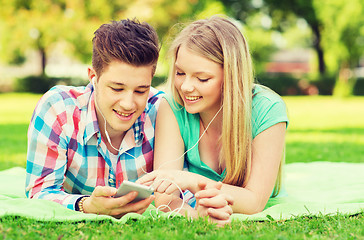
[135,90,147,94]
[176,71,185,76]
[198,78,210,82]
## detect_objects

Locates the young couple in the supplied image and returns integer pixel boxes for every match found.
[26,16,288,226]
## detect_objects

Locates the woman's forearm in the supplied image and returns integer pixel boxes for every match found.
[189,173,269,214]
[219,183,269,214]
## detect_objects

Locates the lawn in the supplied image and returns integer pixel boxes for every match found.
[0,93,363,239]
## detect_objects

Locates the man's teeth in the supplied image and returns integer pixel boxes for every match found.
[186,96,200,101]
[115,110,132,116]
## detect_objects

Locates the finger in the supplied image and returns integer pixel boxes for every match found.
[198,195,228,208]
[114,195,154,215]
[93,186,117,197]
[153,180,172,193]
[212,181,223,190]
[164,184,179,195]
[225,194,234,206]
[133,195,155,213]
[114,191,138,206]
[207,207,231,221]
[135,197,154,214]
[195,188,220,199]
[140,180,154,187]
[136,172,157,184]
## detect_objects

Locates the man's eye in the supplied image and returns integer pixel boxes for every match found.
[111,88,123,92]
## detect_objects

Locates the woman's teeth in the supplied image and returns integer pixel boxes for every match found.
[185,96,200,101]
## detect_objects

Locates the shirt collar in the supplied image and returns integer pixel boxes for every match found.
[83,85,145,145]
[84,86,100,143]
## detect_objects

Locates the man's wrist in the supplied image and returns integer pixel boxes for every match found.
[75,196,89,213]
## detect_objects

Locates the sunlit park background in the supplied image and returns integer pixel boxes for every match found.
[0,0,364,238]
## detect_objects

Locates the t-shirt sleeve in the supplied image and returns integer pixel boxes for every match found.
[252,91,289,138]
[164,94,186,137]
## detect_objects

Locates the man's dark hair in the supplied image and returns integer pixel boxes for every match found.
[92,19,160,77]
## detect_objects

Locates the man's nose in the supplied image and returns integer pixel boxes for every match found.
[119,92,135,111]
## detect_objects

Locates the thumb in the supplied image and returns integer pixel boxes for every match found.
[213,181,223,190]
[93,186,117,197]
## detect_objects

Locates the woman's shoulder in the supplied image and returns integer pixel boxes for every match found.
[252,84,289,137]
[252,84,285,107]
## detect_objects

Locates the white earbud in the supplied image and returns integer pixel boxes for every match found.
[92,77,96,87]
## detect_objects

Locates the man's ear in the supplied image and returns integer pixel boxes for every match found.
[87,67,97,85]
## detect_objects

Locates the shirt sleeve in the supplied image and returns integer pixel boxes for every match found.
[25,88,83,210]
[252,90,289,138]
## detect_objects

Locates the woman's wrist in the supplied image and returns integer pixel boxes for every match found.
[189,174,213,194]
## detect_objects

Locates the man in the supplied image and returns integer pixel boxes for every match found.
[25,19,163,218]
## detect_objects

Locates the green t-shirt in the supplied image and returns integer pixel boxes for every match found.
[165,84,289,182]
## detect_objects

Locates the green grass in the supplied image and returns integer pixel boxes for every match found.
[0,93,41,170]
[1,214,364,239]
[284,96,364,163]
[0,93,364,239]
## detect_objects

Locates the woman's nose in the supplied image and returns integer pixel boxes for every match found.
[180,76,194,93]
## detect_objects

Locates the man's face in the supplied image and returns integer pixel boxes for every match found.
[91,61,153,139]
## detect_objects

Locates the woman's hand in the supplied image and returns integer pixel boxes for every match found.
[137,170,199,195]
[195,181,234,227]
[82,186,154,218]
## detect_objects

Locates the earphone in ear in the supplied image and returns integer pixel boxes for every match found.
[91,77,96,87]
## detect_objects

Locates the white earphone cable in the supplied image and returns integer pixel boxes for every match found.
[92,77,221,218]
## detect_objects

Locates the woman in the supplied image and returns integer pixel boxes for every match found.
[138,16,288,220]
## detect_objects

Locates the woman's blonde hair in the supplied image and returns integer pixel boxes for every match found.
[167,16,282,195]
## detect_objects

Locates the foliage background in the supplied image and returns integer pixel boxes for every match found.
[0,2,363,237]
[0,0,363,96]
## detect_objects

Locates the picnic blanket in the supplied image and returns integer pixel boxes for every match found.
[1,162,363,222]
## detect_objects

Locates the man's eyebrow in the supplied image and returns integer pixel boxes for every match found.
[111,82,150,88]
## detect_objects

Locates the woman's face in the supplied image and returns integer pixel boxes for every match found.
[174,44,224,117]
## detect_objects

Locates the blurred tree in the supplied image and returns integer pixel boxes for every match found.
[221,0,364,96]
[222,0,327,74]
[0,0,71,75]
[316,0,364,96]
[0,0,199,77]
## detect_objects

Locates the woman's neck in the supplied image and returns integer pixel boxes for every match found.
[199,108,223,136]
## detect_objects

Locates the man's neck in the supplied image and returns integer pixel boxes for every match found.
[99,125,126,155]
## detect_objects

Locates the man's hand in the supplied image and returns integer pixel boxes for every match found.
[82,186,154,218]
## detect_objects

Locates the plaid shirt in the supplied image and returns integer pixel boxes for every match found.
[25,84,163,210]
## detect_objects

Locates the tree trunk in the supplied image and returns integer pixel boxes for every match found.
[40,47,46,76]
[311,24,326,74]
